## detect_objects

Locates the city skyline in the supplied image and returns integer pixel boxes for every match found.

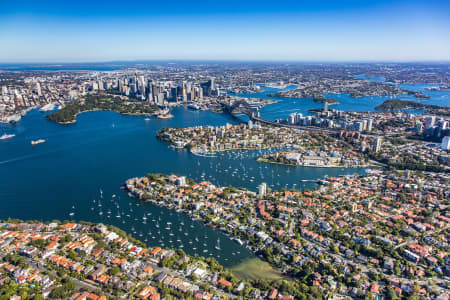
[1,0,449,62]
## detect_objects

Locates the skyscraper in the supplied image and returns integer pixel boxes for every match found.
[170,87,178,102]
[425,116,436,129]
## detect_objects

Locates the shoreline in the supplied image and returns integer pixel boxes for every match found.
[124,178,292,281]
[50,109,155,125]
[257,157,371,168]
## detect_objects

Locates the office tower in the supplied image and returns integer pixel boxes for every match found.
[170,87,177,102]
[201,78,215,97]
[425,116,436,129]
[182,85,187,101]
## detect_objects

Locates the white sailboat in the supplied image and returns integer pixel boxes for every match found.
[215,238,221,250]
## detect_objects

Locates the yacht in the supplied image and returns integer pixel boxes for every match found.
[215,238,221,251]
[31,139,46,145]
[0,133,15,140]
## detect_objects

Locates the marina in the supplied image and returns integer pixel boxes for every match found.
[0,106,364,268]
[2,81,443,267]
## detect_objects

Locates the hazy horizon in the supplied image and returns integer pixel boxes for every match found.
[1,0,449,62]
[2,59,450,64]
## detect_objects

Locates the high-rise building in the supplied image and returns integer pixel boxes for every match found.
[441,136,450,150]
[34,82,42,96]
[176,176,186,186]
[200,78,215,97]
[355,121,364,132]
[258,182,267,197]
[288,113,296,124]
[182,85,187,101]
[373,137,382,153]
[170,87,178,102]
[425,116,436,129]
[416,121,423,133]
[366,118,373,132]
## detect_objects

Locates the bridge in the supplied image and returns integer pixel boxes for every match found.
[220,99,260,117]
[220,99,340,134]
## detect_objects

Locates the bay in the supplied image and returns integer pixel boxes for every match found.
[0,106,363,268]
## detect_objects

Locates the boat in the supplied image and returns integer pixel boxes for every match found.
[215,238,221,250]
[31,139,46,145]
[144,117,151,121]
[187,104,200,110]
[234,238,244,245]
[157,113,173,119]
[0,133,15,140]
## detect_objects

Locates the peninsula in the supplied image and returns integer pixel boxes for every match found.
[46,94,159,124]
[125,170,449,300]
[375,99,450,116]
[312,97,339,105]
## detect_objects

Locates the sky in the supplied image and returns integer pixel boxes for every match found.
[0,0,449,62]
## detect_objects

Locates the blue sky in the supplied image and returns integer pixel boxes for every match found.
[0,0,449,62]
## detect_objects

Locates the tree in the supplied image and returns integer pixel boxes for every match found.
[386,288,399,300]
[110,265,120,276]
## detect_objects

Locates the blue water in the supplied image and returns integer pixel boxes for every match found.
[232,82,450,121]
[0,107,363,267]
[1,79,447,267]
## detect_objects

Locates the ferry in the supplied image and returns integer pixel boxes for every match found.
[157,113,173,119]
[31,139,46,145]
[0,133,15,140]
[191,148,217,157]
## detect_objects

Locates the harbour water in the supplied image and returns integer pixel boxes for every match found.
[0,82,447,269]
[0,106,363,268]
[233,82,450,121]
